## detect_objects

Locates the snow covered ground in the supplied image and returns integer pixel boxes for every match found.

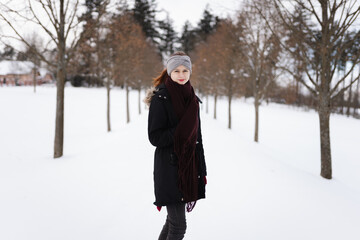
[0,86,359,240]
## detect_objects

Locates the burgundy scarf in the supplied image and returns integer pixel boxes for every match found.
[165,76,199,211]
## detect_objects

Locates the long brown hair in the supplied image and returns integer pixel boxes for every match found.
[152,51,188,87]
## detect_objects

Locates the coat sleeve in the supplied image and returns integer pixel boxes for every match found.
[148,96,175,148]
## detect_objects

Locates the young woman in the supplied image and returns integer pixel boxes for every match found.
[145,51,207,240]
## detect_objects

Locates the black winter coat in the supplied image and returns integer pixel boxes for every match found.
[147,83,207,207]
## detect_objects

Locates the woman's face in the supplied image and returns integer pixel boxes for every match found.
[170,65,190,85]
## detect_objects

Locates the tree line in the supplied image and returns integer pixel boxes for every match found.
[0,0,220,158]
[1,0,359,180]
[192,0,360,180]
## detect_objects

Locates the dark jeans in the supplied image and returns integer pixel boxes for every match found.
[158,203,187,240]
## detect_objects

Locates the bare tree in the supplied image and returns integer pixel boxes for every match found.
[99,14,114,132]
[108,12,160,124]
[23,33,43,93]
[135,42,162,115]
[205,19,243,129]
[1,0,85,158]
[192,40,222,119]
[258,0,360,179]
[239,2,282,142]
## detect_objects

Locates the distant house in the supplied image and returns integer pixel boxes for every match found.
[0,60,54,86]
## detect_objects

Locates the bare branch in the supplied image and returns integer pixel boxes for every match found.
[47,0,59,23]
[330,31,360,83]
[330,58,360,96]
[0,2,34,23]
[332,2,360,43]
[331,74,360,100]
[0,20,54,67]
[337,1,347,29]
[305,0,323,25]
[259,68,283,101]
[27,0,58,45]
[278,65,317,96]
[64,0,71,17]
[328,0,340,27]
[64,0,79,41]
[254,1,321,92]
[32,0,58,30]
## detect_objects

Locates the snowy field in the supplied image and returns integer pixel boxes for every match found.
[0,86,359,240]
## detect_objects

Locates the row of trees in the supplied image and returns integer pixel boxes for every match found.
[0,0,220,158]
[192,0,360,180]
[270,0,360,179]
[1,0,359,180]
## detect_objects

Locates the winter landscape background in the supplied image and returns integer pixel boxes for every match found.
[0,86,359,240]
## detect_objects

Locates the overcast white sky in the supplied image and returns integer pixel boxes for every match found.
[0,0,241,50]
[2,0,358,51]
[154,0,241,33]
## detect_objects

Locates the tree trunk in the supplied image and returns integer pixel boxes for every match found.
[318,1,332,179]
[346,71,354,117]
[340,73,346,114]
[318,95,332,179]
[144,89,147,111]
[107,78,111,132]
[54,66,65,158]
[254,95,259,142]
[346,84,352,117]
[354,79,359,116]
[138,88,141,115]
[206,95,209,114]
[295,74,300,105]
[53,0,65,159]
[214,94,217,119]
[126,84,130,123]
[201,94,204,110]
[228,94,232,129]
[33,67,37,93]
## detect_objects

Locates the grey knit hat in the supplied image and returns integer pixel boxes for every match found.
[166,55,192,75]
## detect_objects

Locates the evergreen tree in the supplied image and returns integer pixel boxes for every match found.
[0,45,16,60]
[158,15,177,56]
[132,0,159,43]
[179,21,197,53]
[68,0,109,86]
[196,5,220,43]
[178,6,219,54]
[82,0,104,19]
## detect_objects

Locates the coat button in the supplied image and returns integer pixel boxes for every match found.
[164,96,167,99]
[181,198,184,201]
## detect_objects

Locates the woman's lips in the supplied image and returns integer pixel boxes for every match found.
[178,79,185,81]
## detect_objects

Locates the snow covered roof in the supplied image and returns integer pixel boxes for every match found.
[0,60,34,75]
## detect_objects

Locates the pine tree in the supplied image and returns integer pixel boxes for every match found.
[179,21,197,53]
[68,0,109,86]
[132,0,159,43]
[0,45,16,60]
[196,6,220,43]
[158,15,177,56]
